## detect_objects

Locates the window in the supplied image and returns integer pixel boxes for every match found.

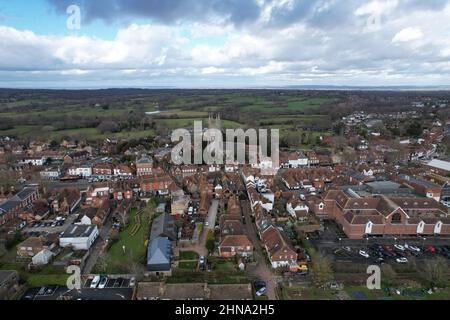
[391,212,402,224]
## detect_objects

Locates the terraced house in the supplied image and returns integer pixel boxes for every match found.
[0,187,39,226]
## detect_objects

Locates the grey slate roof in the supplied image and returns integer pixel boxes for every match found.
[147,237,172,272]
[150,213,177,241]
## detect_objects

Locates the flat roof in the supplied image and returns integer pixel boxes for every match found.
[426,159,450,172]
[60,225,97,238]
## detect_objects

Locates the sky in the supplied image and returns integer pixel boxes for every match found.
[1,0,450,88]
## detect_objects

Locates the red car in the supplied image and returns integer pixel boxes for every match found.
[426,245,437,253]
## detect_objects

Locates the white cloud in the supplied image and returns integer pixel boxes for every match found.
[392,27,424,43]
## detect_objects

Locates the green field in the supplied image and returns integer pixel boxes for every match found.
[0,90,336,148]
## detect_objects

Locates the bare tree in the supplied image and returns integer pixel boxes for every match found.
[420,257,448,288]
[311,254,334,288]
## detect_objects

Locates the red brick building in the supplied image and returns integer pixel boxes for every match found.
[323,189,450,239]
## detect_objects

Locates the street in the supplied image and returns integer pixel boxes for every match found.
[241,200,279,300]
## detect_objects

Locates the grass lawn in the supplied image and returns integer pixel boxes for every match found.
[178,261,198,270]
[102,208,151,273]
[179,251,199,261]
[26,274,69,287]
[280,284,335,300]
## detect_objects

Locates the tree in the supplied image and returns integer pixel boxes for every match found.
[205,230,215,253]
[406,121,423,138]
[420,257,448,288]
[311,254,334,288]
[381,264,397,287]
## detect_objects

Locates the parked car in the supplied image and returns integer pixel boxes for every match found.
[90,276,101,289]
[98,276,108,289]
[129,277,136,287]
[394,244,405,251]
[426,245,437,254]
[256,287,267,297]
[396,257,408,264]
[199,256,205,265]
[359,250,370,258]
[406,244,420,252]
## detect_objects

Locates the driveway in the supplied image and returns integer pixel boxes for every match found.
[241,200,279,300]
[205,199,219,230]
[82,217,113,274]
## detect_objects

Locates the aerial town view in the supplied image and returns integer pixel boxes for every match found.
[1,0,450,307]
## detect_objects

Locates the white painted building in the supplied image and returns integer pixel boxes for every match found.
[59,225,99,250]
[68,165,92,177]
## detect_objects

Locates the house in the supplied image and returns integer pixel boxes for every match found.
[40,166,63,180]
[261,225,298,269]
[171,194,190,216]
[281,151,308,168]
[50,188,81,215]
[113,164,134,177]
[0,187,39,226]
[59,225,99,250]
[31,249,54,266]
[146,236,172,275]
[63,151,89,164]
[92,162,114,179]
[68,165,92,178]
[218,196,253,258]
[219,235,253,258]
[150,213,177,241]
[306,151,319,166]
[136,155,154,177]
[0,270,19,300]
[140,175,173,195]
[18,156,46,166]
[286,199,310,221]
[17,236,57,258]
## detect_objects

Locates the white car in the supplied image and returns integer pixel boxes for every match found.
[394,244,405,251]
[90,276,101,288]
[129,277,136,287]
[343,246,351,252]
[256,287,267,297]
[359,250,370,258]
[396,257,408,264]
[98,276,108,289]
[199,256,205,265]
[406,244,420,252]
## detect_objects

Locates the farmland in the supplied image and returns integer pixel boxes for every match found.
[0,89,337,148]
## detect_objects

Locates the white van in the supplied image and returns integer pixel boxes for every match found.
[90,276,101,288]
